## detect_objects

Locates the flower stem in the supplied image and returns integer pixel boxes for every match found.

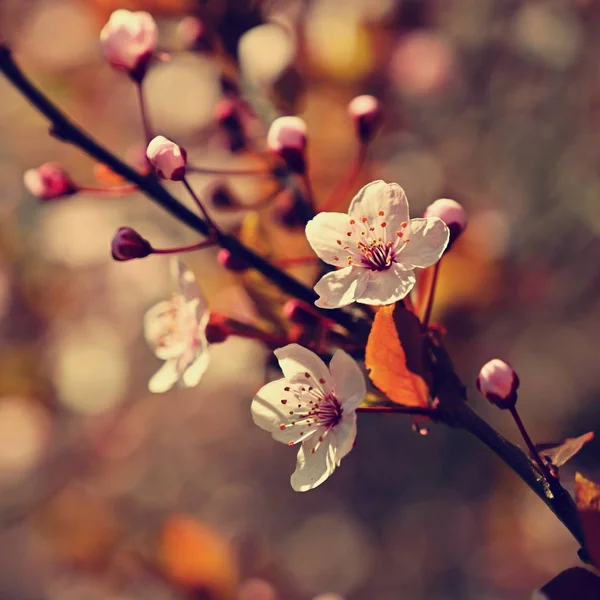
[356,405,433,416]
[187,164,272,176]
[136,81,153,145]
[181,177,218,234]
[79,184,138,196]
[152,240,216,254]
[274,256,319,268]
[422,261,441,328]
[509,405,555,483]
[320,143,367,212]
[301,172,316,213]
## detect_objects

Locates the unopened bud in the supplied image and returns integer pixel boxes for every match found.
[217,248,248,272]
[146,136,187,181]
[476,359,519,409]
[283,300,320,326]
[23,163,78,200]
[208,183,237,209]
[267,116,307,174]
[347,95,382,143]
[176,16,212,52]
[100,9,158,81]
[111,227,153,261]
[424,198,467,248]
[214,99,246,152]
[205,313,231,344]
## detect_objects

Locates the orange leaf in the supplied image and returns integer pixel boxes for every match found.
[365,303,430,407]
[159,515,238,600]
[575,473,600,570]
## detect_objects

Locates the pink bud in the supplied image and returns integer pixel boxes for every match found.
[476,359,519,409]
[100,9,158,80]
[347,95,382,143]
[267,116,307,174]
[146,136,187,181]
[176,16,211,52]
[217,248,248,272]
[214,99,246,153]
[424,198,467,247]
[23,163,78,201]
[111,227,153,261]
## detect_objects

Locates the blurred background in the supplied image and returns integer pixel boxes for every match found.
[0,0,600,598]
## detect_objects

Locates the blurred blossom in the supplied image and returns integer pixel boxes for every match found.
[15,0,97,69]
[313,595,345,600]
[305,5,374,80]
[390,32,458,98]
[513,3,582,70]
[145,53,220,135]
[466,209,510,260]
[281,512,375,595]
[238,578,278,600]
[239,24,296,85]
[0,397,50,482]
[51,320,127,414]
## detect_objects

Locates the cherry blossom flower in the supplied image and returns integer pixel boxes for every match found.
[144,261,209,393]
[100,9,158,80]
[252,344,365,491]
[305,180,450,308]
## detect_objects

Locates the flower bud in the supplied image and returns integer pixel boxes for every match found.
[347,95,382,143]
[424,198,467,248]
[111,227,153,261]
[175,16,212,52]
[23,163,78,200]
[283,300,320,327]
[208,183,237,209]
[267,116,307,174]
[217,248,248,272]
[146,136,187,181]
[215,99,246,153]
[100,9,158,81]
[205,313,231,344]
[476,359,519,409]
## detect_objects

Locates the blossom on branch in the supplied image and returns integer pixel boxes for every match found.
[100,9,158,80]
[251,344,365,491]
[306,180,449,308]
[23,163,78,200]
[144,261,210,393]
[146,136,187,181]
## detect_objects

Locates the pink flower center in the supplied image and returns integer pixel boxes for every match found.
[334,214,410,271]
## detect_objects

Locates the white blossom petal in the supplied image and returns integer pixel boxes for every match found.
[355,264,416,305]
[181,343,210,387]
[314,266,368,309]
[291,436,337,492]
[144,300,187,360]
[332,414,357,463]
[397,217,449,269]
[173,259,210,329]
[274,344,332,393]
[148,360,180,393]
[348,180,409,234]
[329,350,366,410]
[305,212,353,266]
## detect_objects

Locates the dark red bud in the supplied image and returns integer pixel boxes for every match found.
[205,313,231,344]
[111,227,153,261]
[217,248,248,272]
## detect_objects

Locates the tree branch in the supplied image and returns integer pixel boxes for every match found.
[0,45,368,339]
